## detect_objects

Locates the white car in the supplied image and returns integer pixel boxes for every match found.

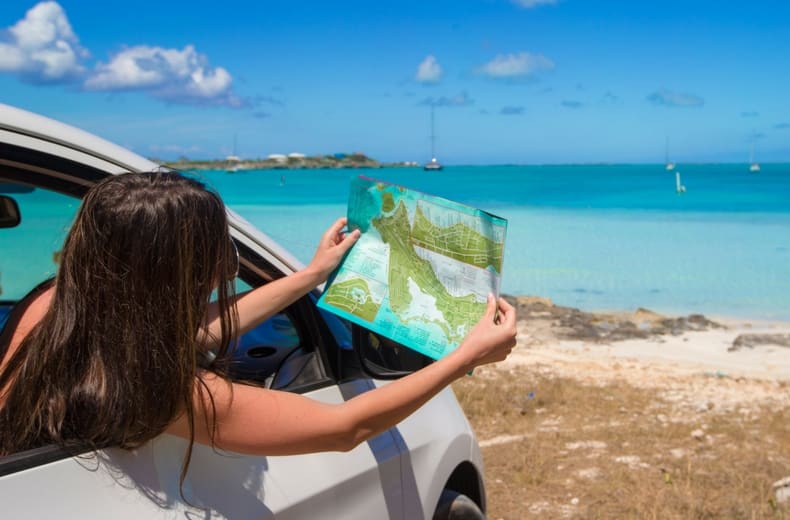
[0,104,487,519]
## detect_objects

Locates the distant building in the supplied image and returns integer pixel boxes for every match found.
[267,154,287,163]
[225,155,241,163]
[287,152,306,159]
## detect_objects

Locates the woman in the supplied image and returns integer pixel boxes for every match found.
[0,171,516,464]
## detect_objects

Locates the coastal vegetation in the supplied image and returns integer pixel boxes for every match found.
[455,368,789,518]
[456,296,790,518]
[160,153,417,171]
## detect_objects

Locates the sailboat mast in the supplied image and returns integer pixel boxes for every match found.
[430,104,436,159]
[423,103,443,170]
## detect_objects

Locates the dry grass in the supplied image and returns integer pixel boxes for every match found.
[453,367,790,519]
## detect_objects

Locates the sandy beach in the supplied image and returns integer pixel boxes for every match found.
[538,319,790,379]
[516,315,790,381]
[455,296,790,518]
[504,295,790,407]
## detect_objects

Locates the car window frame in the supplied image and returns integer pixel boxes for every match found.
[0,142,347,474]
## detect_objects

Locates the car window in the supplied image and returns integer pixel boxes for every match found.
[357,329,433,374]
[0,182,78,322]
[223,278,304,385]
[0,179,318,391]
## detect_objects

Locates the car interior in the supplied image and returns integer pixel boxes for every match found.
[0,177,332,395]
[0,164,436,387]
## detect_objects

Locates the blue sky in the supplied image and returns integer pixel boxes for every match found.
[1,0,789,164]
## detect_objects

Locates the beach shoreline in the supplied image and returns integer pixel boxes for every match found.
[505,294,790,373]
[499,294,790,415]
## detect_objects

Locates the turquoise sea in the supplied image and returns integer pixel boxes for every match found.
[192,164,790,322]
[2,164,788,322]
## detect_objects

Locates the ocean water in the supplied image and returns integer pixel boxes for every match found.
[190,164,790,321]
[2,165,787,322]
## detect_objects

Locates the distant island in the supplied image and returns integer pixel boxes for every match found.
[161,152,418,171]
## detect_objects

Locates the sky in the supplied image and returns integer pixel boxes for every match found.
[1,0,789,165]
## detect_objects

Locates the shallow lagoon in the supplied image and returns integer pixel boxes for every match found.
[196,164,790,320]
[3,165,787,320]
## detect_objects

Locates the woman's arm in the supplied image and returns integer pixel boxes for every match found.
[169,295,517,456]
[199,218,360,348]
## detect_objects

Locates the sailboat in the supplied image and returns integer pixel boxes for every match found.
[749,144,760,173]
[664,136,675,171]
[675,171,686,194]
[423,105,443,171]
[226,134,241,173]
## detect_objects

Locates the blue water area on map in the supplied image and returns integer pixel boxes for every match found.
[347,176,381,233]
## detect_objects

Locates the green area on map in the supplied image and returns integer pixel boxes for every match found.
[317,176,507,360]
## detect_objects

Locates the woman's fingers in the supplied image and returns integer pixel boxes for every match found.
[456,296,518,366]
[497,297,516,328]
[324,217,348,244]
[308,218,361,281]
[334,228,360,256]
[483,293,498,321]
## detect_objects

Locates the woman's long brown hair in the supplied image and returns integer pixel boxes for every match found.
[0,172,238,485]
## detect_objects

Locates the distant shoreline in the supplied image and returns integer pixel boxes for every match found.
[163,153,416,171]
[161,160,790,170]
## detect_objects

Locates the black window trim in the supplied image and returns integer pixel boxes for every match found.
[0,141,114,197]
[0,444,89,477]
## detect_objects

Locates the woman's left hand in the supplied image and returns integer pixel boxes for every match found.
[306,217,360,281]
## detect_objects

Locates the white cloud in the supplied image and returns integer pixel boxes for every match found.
[561,100,583,109]
[416,55,442,83]
[500,105,525,115]
[512,0,559,8]
[417,91,473,107]
[477,52,554,78]
[0,2,244,108]
[85,45,244,107]
[148,143,202,155]
[647,89,704,108]
[0,1,88,82]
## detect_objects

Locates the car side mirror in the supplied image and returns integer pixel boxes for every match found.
[0,196,20,228]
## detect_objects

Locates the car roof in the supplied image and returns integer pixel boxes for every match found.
[0,103,304,275]
[0,103,156,173]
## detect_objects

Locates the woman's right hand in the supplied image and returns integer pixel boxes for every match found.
[454,294,518,372]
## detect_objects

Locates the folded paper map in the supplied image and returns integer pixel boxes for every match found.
[317,176,507,360]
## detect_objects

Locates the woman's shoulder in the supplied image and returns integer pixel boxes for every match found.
[1,285,55,366]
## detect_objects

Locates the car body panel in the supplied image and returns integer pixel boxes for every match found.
[1,385,401,519]
[395,388,486,517]
[0,103,485,518]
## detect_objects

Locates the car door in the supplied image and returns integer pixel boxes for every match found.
[1,103,489,520]
[0,167,404,518]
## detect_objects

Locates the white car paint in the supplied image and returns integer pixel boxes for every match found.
[0,103,486,518]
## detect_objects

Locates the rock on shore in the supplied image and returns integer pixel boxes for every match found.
[502,294,723,345]
[730,333,790,351]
